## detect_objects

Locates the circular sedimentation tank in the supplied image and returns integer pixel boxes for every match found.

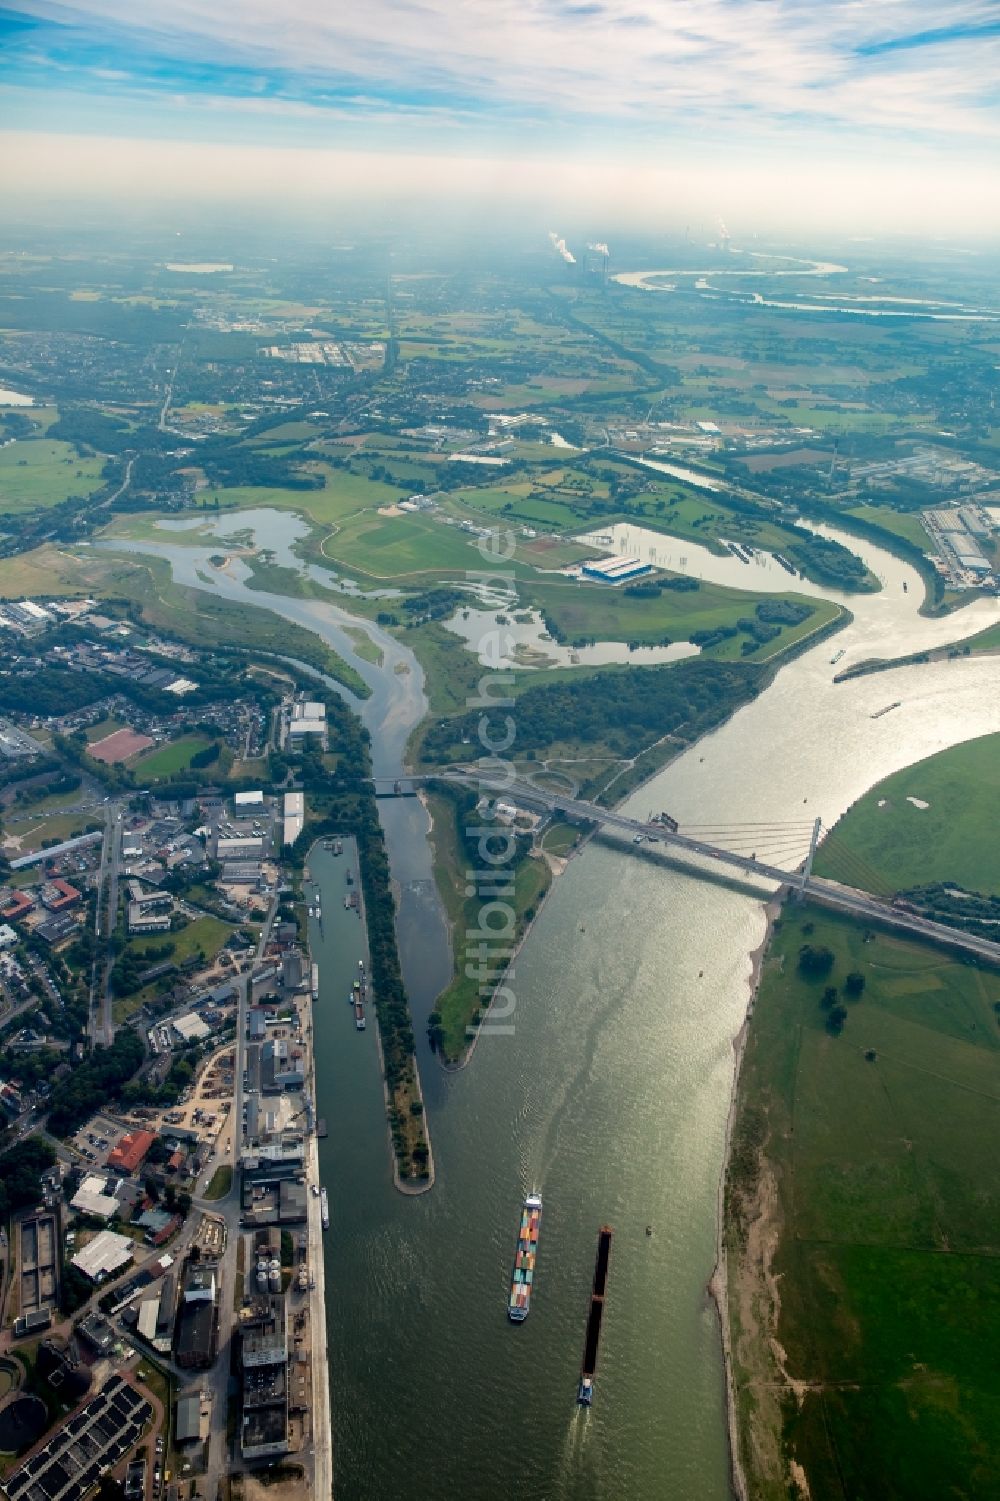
[0,1393,48,1455]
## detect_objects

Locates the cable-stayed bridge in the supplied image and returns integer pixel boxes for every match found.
[418,769,1000,967]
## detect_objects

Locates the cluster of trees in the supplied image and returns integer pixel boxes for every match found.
[10,768,82,810]
[49,407,139,457]
[795,499,946,609]
[189,740,221,769]
[896,883,1000,940]
[785,526,870,592]
[0,1135,56,1217]
[798,942,866,1034]
[624,574,701,600]
[123,1048,197,1109]
[420,659,762,772]
[48,1029,145,1137]
[399,586,466,625]
[111,940,176,998]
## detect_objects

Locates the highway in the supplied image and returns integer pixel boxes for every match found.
[435,770,1000,968]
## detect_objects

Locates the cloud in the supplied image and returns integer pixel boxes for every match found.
[1,0,999,199]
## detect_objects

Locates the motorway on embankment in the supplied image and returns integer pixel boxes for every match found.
[725,735,1000,1501]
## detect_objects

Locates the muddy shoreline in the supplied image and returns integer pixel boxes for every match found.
[709,891,787,1501]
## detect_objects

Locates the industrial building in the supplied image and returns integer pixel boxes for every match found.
[175,1393,202,1444]
[173,1011,211,1043]
[239,1294,290,1461]
[174,1262,220,1370]
[283,791,304,846]
[71,1174,121,1220]
[218,835,265,859]
[581,555,655,585]
[261,1038,305,1093]
[71,1229,133,1282]
[287,699,326,743]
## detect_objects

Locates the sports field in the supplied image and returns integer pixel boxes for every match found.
[89,727,154,763]
[131,734,215,778]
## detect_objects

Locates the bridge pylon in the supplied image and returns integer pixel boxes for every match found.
[797,817,822,897]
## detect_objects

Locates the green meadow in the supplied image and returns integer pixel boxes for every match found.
[728,903,1000,1501]
[528,576,842,659]
[814,732,1000,897]
[0,438,106,513]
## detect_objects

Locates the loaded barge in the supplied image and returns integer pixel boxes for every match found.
[508,1192,542,1322]
[577,1225,613,1405]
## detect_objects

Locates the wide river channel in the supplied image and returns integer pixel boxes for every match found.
[102,514,1000,1499]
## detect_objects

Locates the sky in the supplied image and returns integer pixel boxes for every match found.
[1,0,999,231]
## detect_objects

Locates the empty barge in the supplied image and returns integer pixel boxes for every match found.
[578,1225,613,1405]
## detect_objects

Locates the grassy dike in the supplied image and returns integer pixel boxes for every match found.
[724,899,1000,1501]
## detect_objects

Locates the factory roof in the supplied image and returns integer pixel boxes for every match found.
[173,1012,211,1042]
[71,1229,133,1280]
[71,1175,120,1220]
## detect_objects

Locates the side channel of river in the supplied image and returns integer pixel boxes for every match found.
[101,520,1000,1499]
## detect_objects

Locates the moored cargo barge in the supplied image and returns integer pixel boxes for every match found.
[508,1192,542,1322]
[577,1225,613,1404]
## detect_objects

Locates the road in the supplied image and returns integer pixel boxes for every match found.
[93,801,125,1046]
[195,894,281,1501]
[95,453,135,512]
[88,801,113,1045]
[436,770,1000,968]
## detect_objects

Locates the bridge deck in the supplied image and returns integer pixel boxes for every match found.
[427,770,1000,968]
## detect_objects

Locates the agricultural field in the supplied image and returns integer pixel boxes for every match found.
[0,438,107,513]
[814,732,1000,897]
[727,903,1000,1501]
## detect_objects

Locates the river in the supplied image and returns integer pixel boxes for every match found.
[100,516,1000,1499]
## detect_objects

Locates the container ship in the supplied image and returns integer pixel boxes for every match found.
[311,963,319,1002]
[320,1188,330,1232]
[577,1225,613,1405]
[508,1192,542,1322]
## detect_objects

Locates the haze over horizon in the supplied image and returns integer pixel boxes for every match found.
[2,0,1000,234]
